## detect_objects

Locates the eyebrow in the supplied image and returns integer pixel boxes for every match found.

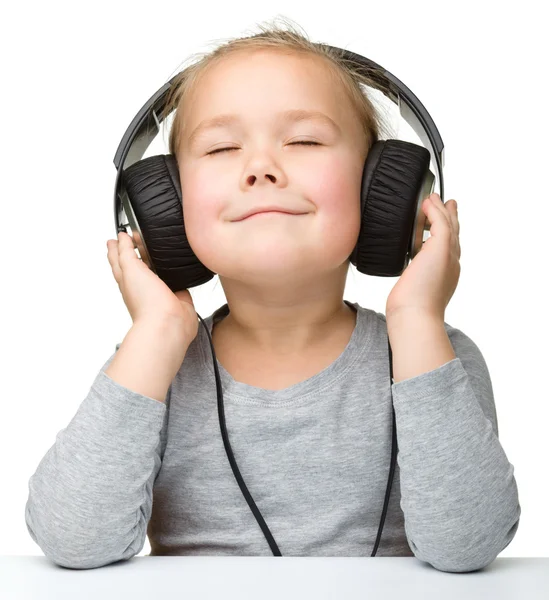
[186,109,341,148]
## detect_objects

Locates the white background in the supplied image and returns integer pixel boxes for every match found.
[2,0,547,559]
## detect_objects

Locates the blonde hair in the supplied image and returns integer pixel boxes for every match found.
[159,16,395,161]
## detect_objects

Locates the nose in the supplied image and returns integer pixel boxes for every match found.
[241,149,287,190]
[246,173,276,185]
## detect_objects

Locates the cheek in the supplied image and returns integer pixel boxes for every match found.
[304,154,362,243]
[179,170,223,260]
[309,160,358,213]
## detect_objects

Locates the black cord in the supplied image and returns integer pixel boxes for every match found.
[199,313,282,556]
[197,311,397,558]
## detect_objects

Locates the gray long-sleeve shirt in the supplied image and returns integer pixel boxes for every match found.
[25,301,521,571]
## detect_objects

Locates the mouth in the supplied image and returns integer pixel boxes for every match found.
[234,210,308,222]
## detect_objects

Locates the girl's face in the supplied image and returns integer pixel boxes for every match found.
[177,50,368,287]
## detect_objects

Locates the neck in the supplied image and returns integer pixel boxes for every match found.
[213,299,357,357]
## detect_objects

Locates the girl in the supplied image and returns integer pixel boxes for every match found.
[25,18,520,571]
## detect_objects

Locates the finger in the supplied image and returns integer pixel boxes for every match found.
[447,200,460,236]
[436,195,459,235]
[106,240,122,283]
[429,193,452,222]
[447,202,461,258]
[423,193,452,236]
[440,199,461,258]
[117,231,138,268]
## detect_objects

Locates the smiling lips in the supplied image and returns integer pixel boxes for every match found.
[238,210,305,221]
[233,207,309,222]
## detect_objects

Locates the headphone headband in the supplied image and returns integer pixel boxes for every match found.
[113,46,445,232]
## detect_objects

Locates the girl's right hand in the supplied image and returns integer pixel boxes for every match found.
[106,231,199,343]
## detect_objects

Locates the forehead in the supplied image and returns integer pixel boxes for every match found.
[197,49,334,87]
[182,50,352,129]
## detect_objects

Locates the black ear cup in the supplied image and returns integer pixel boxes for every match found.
[121,154,216,292]
[120,139,432,292]
[350,139,432,277]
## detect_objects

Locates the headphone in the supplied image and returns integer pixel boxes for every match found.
[112,45,445,557]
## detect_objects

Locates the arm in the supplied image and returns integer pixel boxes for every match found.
[105,318,191,403]
[24,320,191,569]
[387,311,456,383]
[386,313,521,573]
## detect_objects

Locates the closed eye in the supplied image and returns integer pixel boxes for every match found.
[206,141,321,156]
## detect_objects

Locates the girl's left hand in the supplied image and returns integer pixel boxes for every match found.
[385,193,461,322]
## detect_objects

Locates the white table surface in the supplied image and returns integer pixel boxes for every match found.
[1,556,547,600]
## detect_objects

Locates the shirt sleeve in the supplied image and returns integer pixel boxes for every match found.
[390,325,521,573]
[24,344,168,569]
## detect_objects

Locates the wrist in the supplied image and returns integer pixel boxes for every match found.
[132,316,194,350]
[386,307,444,327]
